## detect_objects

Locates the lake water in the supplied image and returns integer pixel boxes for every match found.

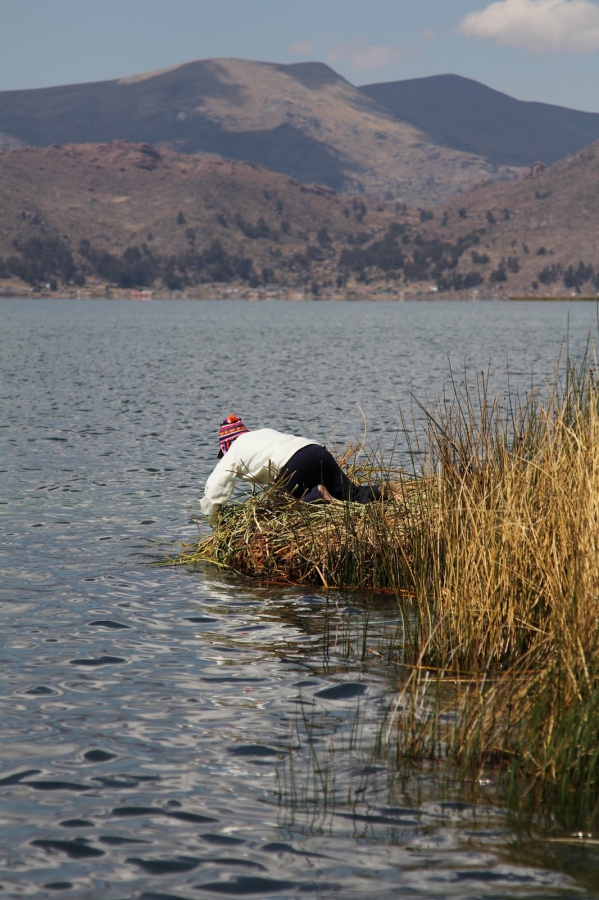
[3,297,599,899]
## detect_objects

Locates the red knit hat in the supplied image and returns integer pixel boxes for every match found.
[218,414,249,456]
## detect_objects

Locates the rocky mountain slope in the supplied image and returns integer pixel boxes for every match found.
[0,139,596,298]
[318,141,599,297]
[0,140,400,291]
[422,141,599,295]
[361,74,599,168]
[0,58,520,206]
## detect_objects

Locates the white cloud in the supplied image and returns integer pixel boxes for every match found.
[326,40,416,72]
[288,40,313,57]
[457,0,599,53]
[422,28,436,42]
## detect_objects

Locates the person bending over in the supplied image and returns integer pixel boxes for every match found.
[200,414,402,527]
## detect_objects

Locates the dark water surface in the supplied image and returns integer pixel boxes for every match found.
[2,298,599,899]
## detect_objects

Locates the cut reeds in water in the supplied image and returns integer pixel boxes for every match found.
[174,447,432,592]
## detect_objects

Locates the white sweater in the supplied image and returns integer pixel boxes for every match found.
[200,429,317,526]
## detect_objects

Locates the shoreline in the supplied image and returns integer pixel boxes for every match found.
[2,283,598,303]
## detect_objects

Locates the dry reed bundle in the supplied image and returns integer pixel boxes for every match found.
[174,473,432,591]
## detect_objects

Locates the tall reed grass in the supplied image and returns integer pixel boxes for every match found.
[389,355,599,830]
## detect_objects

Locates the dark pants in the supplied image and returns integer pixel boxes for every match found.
[279,444,381,504]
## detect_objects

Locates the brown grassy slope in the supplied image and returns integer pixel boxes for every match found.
[0,58,521,206]
[1,139,597,297]
[0,140,403,285]
[423,141,599,293]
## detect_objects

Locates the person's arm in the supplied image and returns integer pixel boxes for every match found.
[200,454,239,527]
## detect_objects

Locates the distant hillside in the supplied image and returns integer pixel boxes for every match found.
[0,141,401,292]
[0,140,596,298]
[0,58,520,206]
[419,140,599,295]
[360,74,599,167]
[320,140,599,296]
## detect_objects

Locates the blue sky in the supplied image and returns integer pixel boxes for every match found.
[1,0,598,111]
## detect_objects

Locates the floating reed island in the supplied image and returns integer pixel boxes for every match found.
[173,357,599,831]
[175,447,433,591]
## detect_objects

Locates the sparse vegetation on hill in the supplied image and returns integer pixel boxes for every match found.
[0,139,598,298]
[422,141,599,296]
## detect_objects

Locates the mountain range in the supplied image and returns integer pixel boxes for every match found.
[1,56,597,298]
[361,74,599,168]
[0,59,521,206]
[1,58,598,209]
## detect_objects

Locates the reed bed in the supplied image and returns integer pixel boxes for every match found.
[173,354,599,829]
[388,358,599,830]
